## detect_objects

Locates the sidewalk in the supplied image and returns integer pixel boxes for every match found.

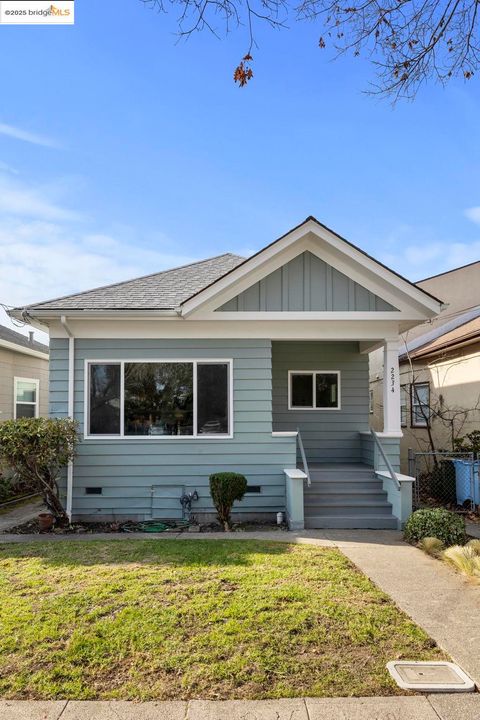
[1,695,480,720]
[0,497,43,533]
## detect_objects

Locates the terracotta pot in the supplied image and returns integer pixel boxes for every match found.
[38,513,54,532]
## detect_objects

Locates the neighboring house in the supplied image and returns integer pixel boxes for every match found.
[11,217,442,529]
[0,325,49,421]
[370,261,480,472]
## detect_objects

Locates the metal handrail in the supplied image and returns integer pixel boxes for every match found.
[296,428,311,487]
[370,429,401,491]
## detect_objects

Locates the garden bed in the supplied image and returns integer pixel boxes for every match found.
[0,539,444,700]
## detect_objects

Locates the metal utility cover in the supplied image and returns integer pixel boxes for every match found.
[387,661,475,692]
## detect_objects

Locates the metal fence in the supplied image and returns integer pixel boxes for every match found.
[408,450,479,514]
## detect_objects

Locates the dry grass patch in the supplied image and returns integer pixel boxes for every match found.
[0,539,444,700]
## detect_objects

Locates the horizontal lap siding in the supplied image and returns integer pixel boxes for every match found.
[272,341,369,463]
[50,338,296,519]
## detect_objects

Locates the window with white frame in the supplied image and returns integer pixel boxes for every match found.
[14,377,39,419]
[411,382,430,427]
[288,371,340,410]
[87,360,232,437]
[400,385,408,427]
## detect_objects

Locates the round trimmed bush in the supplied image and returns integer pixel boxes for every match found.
[404,508,466,547]
[209,472,247,530]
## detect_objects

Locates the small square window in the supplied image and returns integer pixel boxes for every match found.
[289,371,340,410]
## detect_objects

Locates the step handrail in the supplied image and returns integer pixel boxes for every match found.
[296,428,311,487]
[370,429,401,491]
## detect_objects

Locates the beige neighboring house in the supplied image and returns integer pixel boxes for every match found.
[0,325,49,422]
[370,261,480,473]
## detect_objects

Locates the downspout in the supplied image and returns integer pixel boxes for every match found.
[60,315,74,521]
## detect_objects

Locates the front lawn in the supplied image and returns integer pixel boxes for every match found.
[0,539,443,699]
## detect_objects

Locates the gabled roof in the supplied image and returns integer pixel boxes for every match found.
[0,325,49,357]
[20,254,245,312]
[12,216,444,323]
[400,306,480,361]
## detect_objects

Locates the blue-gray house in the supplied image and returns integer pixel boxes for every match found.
[13,217,443,529]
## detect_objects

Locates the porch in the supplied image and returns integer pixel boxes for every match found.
[271,340,413,530]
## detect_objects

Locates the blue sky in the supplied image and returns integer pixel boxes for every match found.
[1,0,479,340]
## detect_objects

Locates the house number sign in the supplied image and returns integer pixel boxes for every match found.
[390,366,396,393]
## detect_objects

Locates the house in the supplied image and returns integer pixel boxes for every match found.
[370,261,480,473]
[0,325,49,421]
[11,217,443,529]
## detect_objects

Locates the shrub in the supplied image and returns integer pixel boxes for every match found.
[209,472,247,530]
[404,508,466,547]
[443,544,480,578]
[418,536,445,557]
[0,418,79,524]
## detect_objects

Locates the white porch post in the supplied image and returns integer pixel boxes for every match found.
[382,337,402,436]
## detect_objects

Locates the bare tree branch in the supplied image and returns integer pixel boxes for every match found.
[140,0,479,97]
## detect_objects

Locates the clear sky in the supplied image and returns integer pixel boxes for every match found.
[1,0,479,341]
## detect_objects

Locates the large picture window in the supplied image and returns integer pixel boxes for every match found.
[288,371,340,410]
[86,360,231,438]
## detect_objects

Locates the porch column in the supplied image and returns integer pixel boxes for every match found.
[382,337,402,436]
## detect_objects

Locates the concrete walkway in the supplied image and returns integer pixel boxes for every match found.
[0,497,44,533]
[1,695,480,720]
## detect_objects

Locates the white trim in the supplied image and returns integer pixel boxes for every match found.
[180,220,443,318]
[84,358,234,440]
[48,318,409,340]
[288,370,341,411]
[272,431,298,437]
[13,376,40,419]
[0,338,48,360]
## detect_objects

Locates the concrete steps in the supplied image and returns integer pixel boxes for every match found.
[303,463,397,529]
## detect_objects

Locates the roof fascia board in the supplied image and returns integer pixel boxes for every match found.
[0,338,48,360]
[11,309,179,323]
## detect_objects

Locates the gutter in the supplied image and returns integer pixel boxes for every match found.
[60,316,75,521]
[0,338,48,361]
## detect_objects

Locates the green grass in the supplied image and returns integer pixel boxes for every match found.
[0,539,444,700]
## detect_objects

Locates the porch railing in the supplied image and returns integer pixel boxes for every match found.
[297,428,311,487]
[371,429,400,491]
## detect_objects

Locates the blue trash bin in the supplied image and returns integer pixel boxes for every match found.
[452,460,480,505]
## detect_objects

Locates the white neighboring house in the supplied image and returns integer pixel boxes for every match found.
[0,325,49,421]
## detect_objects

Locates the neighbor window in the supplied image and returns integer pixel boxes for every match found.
[87,360,231,437]
[14,377,39,419]
[289,371,340,410]
[400,385,408,427]
[411,382,430,427]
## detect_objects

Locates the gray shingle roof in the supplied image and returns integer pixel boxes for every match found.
[0,325,49,354]
[23,253,245,312]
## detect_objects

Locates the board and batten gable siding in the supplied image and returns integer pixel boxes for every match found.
[0,346,49,420]
[218,252,397,312]
[272,341,370,463]
[49,338,296,520]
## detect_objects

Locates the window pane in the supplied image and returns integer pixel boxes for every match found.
[400,386,408,426]
[291,374,313,407]
[16,404,36,418]
[89,364,121,435]
[197,363,229,435]
[315,373,339,408]
[16,381,37,403]
[412,384,430,426]
[124,363,193,436]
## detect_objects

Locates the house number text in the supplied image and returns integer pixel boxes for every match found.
[390,366,396,393]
